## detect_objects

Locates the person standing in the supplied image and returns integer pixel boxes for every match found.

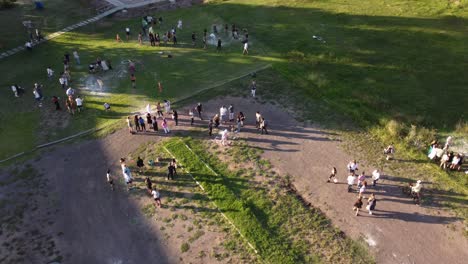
[130,74,136,89]
[191,32,196,46]
[164,100,171,114]
[158,81,163,94]
[145,176,153,194]
[359,181,367,196]
[167,163,176,180]
[152,115,158,131]
[137,156,144,173]
[139,116,146,132]
[357,172,366,189]
[260,117,268,134]
[228,104,234,122]
[107,169,114,191]
[372,169,380,186]
[138,32,143,45]
[127,116,134,134]
[366,193,377,215]
[75,96,83,112]
[156,102,163,118]
[353,196,363,216]
[243,41,249,55]
[255,111,262,129]
[52,96,61,110]
[220,105,228,124]
[125,27,130,40]
[328,167,338,183]
[196,103,203,120]
[411,180,423,205]
[172,110,179,126]
[189,109,194,126]
[347,172,356,192]
[33,88,42,107]
[250,80,256,97]
[73,50,80,64]
[213,114,220,128]
[236,114,242,132]
[239,112,245,127]
[47,66,54,78]
[208,119,213,136]
[162,118,170,134]
[134,115,141,132]
[123,165,134,191]
[146,113,153,130]
[217,38,222,52]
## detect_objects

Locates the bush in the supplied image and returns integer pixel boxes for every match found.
[405,125,436,150]
[286,50,305,62]
[385,120,407,139]
[0,0,17,9]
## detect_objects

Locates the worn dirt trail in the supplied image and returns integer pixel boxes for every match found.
[200,96,468,264]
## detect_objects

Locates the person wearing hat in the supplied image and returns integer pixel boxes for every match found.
[411,180,423,204]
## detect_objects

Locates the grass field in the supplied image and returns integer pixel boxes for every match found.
[0,0,95,51]
[0,0,466,217]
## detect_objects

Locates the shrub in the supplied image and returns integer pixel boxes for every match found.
[286,50,305,62]
[455,120,468,134]
[385,120,407,139]
[180,242,190,253]
[405,125,436,150]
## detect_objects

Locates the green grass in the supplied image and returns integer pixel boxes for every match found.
[1,0,466,160]
[0,0,95,51]
[164,137,373,263]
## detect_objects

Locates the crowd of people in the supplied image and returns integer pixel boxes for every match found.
[428,136,465,172]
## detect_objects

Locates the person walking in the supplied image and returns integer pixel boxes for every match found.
[139,116,146,132]
[52,96,61,111]
[208,119,213,136]
[357,172,366,189]
[359,181,367,196]
[47,66,54,78]
[172,110,178,126]
[243,41,249,55]
[162,118,170,134]
[236,114,242,132]
[328,167,338,183]
[366,193,377,215]
[106,169,114,191]
[156,102,163,118]
[75,96,83,112]
[260,117,268,135]
[145,176,153,194]
[164,100,171,114]
[127,116,134,134]
[125,27,130,40]
[255,111,262,129]
[353,196,363,216]
[152,115,158,131]
[134,115,141,132]
[152,188,161,208]
[219,105,228,124]
[213,114,220,128]
[238,112,245,127]
[217,38,222,52]
[196,103,203,120]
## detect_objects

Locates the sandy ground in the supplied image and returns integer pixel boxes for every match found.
[198,96,468,264]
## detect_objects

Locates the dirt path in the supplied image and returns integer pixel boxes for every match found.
[198,96,468,264]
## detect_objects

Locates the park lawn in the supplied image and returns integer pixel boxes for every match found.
[0,0,95,51]
[0,8,269,160]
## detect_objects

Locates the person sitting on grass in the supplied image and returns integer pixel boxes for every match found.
[450,154,463,171]
[384,143,395,160]
[440,152,452,170]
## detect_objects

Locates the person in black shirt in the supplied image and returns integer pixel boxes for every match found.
[217,38,222,52]
[172,110,178,126]
[191,32,196,46]
[167,163,176,180]
[137,156,144,173]
[196,103,203,120]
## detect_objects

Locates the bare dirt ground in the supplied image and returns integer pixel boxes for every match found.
[198,96,468,264]
[2,95,467,264]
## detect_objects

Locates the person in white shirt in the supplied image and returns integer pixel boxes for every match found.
[250,80,256,97]
[33,89,42,107]
[122,165,134,190]
[25,41,32,51]
[219,105,228,123]
[164,100,171,114]
[125,27,130,40]
[152,189,161,208]
[46,67,54,78]
[104,102,111,111]
[372,169,380,186]
[66,87,75,97]
[347,160,358,173]
[243,42,249,55]
[73,50,80,64]
[220,129,229,146]
[11,85,19,97]
[347,173,356,192]
[75,96,83,112]
[177,19,183,29]
[255,111,262,129]
[59,76,66,89]
[411,180,422,204]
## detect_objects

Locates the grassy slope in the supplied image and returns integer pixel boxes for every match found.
[165,137,372,263]
[0,0,94,51]
[0,8,268,159]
